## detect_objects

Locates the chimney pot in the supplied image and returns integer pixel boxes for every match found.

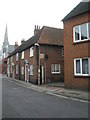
[21,38,25,44]
[14,41,18,50]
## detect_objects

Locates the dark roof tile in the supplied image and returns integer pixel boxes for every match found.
[62,1,90,21]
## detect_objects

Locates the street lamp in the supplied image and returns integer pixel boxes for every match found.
[34,43,40,85]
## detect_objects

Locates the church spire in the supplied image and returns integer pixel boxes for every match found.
[4,25,9,46]
[2,25,9,53]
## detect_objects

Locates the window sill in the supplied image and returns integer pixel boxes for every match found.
[30,56,33,58]
[52,72,60,74]
[74,74,90,78]
[73,39,90,45]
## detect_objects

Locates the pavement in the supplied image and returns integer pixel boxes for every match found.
[2,74,89,102]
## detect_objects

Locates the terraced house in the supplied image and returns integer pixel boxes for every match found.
[7,26,64,85]
[62,1,90,90]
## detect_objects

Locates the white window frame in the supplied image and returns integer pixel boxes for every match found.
[16,53,18,61]
[74,58,90,76]
[30,65,34,75]
[22,51,24,59]
[73,22,90,43]
[51,64,60,74]
[22,67,24,75]
[7,58,9,64]
[30,46,33,57]
[11,56,12,62]
[16,65,18,74]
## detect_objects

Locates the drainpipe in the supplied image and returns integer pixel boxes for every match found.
[34,43,40,85]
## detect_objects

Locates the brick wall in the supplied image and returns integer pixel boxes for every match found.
[64,12,89,90]
[40,44,64,83]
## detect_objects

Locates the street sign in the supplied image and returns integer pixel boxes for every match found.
[40,54,44,59]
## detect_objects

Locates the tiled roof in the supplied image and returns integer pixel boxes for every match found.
[62,1,90,21]
[8,26,63,58]
[39,26,63,46]
[8,28,42,58]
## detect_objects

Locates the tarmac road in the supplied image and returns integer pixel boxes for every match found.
[2,76,88,118]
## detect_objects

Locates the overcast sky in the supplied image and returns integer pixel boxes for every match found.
[0,0,82,49]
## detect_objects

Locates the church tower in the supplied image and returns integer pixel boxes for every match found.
[2,25,9,53]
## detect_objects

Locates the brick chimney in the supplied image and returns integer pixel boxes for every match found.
[21,38,25,45]
[14,42,18,50]
[34,25,40,35]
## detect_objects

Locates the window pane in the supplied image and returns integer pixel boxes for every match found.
[88,23,90,38]
[82,59,88,74]
[75,26,80,41]
[76,60,81,73]
[56,65,60,72]
[30,65,34,75]
[81,24,87,40]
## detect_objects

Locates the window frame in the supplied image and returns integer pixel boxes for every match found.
[22,67,24,75]
[11,65,12,73]
[16,65,18,74]
[30,46,34,57]
[7,58,9,64]
[30,65,34,75]
[74,58,90,76]
[16,53,18,61]
[62,48,64,56]
[22,51,24,59]
[11,56,12,62]
[51,64,60,74]
[73,23,90,43]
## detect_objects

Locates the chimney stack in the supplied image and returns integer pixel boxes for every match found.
[21,38,25,45]
[34,25,40,35]
[14,42,18,50]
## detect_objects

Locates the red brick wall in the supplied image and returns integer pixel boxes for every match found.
[19,44,64,84]
[40,44,64,83]
[20,47,38,84]
[2,58,7,74]
[64,12,90,90]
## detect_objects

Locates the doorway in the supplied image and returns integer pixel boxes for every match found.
[25,64,29,82]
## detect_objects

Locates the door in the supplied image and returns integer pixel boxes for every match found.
[25,64,29,82]
[42,66,44,84]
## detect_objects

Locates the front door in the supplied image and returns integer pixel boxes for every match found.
[25,64,29,82]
